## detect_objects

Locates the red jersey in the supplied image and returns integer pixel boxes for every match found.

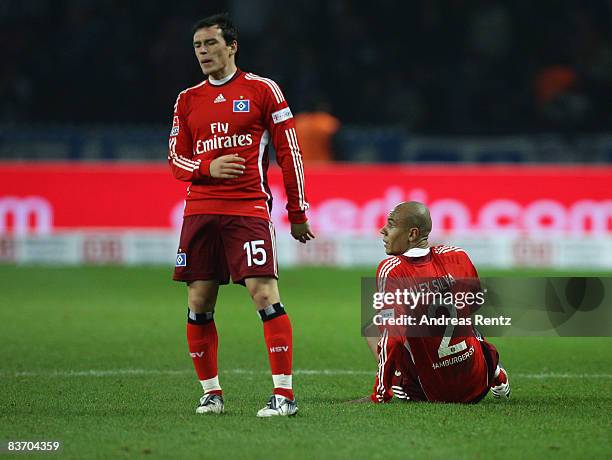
[168,69,309,224]
[371,245,490,403]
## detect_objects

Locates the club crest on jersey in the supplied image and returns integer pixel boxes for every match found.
[175,252,187,267]
[233,99,250,112]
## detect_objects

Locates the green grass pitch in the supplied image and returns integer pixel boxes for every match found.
[1,266,611,459]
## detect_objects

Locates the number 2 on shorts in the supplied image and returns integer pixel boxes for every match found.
[243,240,267,266]
[437,304,467,358]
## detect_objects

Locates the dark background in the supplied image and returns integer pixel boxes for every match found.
[1,0,611,161]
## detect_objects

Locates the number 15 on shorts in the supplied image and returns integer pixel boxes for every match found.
[243,240,267,266]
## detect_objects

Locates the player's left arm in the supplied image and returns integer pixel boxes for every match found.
[261,80,315,243]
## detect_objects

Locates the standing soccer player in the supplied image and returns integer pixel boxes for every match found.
[168,13,314,417]
[366,202,510,403]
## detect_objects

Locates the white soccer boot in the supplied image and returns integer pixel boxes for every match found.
[256,394,298,417]
[490,365,511,399]
[196,393,224,414]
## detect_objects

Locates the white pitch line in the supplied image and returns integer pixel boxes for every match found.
[4,369,371,378]
[513,372,612,379]
[2,369,612,379]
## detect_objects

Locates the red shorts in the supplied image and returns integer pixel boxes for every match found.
[173,214,278,285]
[391,337,500,403]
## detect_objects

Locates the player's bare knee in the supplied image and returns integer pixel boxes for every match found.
[189,295,216,313]
[187,281,218,313]
[251,290,274,308]
[245,279,280,309]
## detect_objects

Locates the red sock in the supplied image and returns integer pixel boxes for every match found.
[260,304,294,400]
[187,312,221,396]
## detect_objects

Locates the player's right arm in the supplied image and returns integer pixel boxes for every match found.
[168,92,245,181]
[370,257,404,402]
[167,91,209,182]
[364,257,402,359]
[371,331,405,403]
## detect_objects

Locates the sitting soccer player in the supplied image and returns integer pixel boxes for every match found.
[365,201,510,403]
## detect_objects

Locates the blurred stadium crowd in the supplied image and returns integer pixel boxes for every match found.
[1,0,611,161]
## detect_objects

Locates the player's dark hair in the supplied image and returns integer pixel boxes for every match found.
[192,13,238,46]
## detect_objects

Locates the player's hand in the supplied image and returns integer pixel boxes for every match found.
[209,154,246,179]
[291,222,315,244]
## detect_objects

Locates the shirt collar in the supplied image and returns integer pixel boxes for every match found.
[404,247,430,258]
[208,70,237,86]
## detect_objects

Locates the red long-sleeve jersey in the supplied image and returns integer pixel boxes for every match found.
[168,69,309,224]
[372,245,490,403]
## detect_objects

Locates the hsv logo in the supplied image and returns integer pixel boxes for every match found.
[233,99,250,112]
[175,252,187,267]
[269,346,289,353]
[190,352,205,358]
